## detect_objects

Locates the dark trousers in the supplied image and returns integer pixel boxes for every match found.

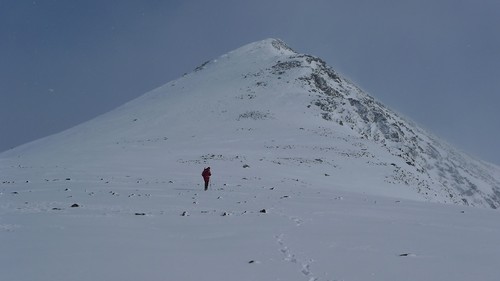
[204,179,209,190]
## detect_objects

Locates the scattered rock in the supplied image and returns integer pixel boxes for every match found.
[52,207,63,211]
[181,211,188,216]
[259,209,267,214]
[243,164,250,168]
[135,213,146,216]
[71,203,80,208]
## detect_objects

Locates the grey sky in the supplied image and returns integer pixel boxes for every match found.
[1,0,499,164]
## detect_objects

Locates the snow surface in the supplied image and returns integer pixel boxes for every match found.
[2,38,500,280]
[2,173,500,281]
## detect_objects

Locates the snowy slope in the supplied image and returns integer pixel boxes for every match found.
[2,38,499,207]
[1,39,500,281]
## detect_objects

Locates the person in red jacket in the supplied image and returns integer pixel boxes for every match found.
[202,167,211,191]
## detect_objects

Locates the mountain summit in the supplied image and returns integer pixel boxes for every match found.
[2,38,500,208]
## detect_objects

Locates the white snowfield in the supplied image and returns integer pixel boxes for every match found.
[1,39,500,281]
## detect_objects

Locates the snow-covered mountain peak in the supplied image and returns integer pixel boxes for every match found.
[189,38,296,74]
[3,39,500,281]
[2,39,500,208]
[227,38,297,58]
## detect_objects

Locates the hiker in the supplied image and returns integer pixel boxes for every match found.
[202,167,211,191]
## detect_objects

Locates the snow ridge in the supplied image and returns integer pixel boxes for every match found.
[295,51,500,208]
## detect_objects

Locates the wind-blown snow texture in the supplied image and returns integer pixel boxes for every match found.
[1,39,500,280]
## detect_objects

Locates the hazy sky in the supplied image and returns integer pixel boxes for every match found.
[1,0,499,164]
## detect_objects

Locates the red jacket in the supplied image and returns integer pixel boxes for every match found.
[202,168,211,180]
